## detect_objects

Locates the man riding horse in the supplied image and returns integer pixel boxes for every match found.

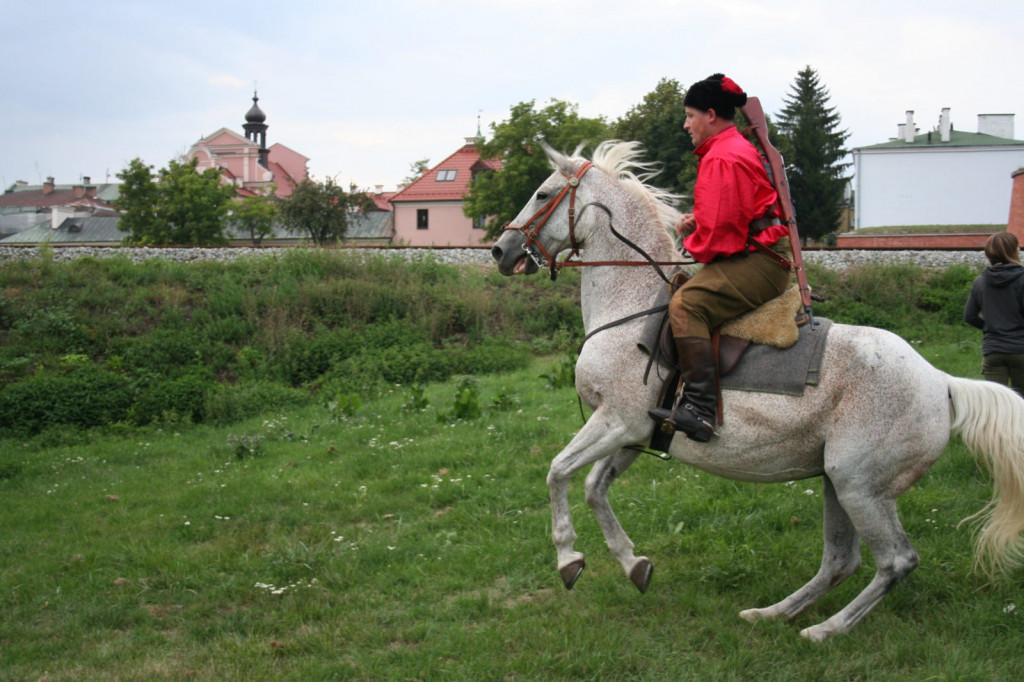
[648,73,794,443]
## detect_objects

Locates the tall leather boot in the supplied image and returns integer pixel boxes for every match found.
[648,337,718,443]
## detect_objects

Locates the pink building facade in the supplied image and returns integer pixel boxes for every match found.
[186,93,308,199]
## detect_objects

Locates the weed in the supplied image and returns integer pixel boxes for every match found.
[227,432,265,458]
[329,392,363,419]
[490,385,521,412]
[439,375,482,422]
[402,384,430,411]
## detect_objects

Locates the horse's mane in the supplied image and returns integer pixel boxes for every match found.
[586,140,684,247]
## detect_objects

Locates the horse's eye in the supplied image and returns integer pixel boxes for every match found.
[536,192,549,201]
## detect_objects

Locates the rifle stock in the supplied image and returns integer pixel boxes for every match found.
[739,96,813,313]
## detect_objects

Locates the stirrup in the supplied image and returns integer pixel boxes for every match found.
[648,404,717,443]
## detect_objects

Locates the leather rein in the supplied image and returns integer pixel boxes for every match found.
[503,161,693,283]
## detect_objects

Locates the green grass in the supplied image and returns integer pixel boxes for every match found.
[1,347,1021,680]
[1,256,1017,680]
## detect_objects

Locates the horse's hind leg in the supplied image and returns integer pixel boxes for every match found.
[800,490,919,642]
[740,475,862,623]
[585,449,653,593]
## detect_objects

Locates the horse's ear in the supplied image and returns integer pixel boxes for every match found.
[538,140,574,176]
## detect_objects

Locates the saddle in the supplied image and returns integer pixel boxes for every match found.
[651,277,809,379]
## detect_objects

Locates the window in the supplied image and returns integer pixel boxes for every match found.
[436,169,457,182]
[417,209,429,229]
[473,215,486,229]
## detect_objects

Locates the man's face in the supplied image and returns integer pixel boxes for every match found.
[684,106,715,147]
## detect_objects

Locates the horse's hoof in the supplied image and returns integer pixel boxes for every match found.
[559,560,586,590]
[629,558,654,594]
[739,608,767,623]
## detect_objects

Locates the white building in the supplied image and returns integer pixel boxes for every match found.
[851,109,1024,229]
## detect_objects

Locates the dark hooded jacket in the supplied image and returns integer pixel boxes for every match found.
[964,262,1024,354]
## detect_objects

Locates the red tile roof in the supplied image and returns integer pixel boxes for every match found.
[390,140,500,203]
[369,191,396,211]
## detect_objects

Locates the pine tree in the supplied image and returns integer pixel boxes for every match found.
[775,67,850,243]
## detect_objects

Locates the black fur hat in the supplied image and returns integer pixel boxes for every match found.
[683,73,748,120]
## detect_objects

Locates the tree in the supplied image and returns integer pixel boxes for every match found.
[774,66,851,243]
[613,78,694,199]
[232,190,279,246]
[277,177,375,246]
[402,158,430,187]
[463,99,611,238]
[115,158,235,245]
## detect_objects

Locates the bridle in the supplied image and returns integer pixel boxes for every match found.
[503,160,692,282]
[504,161,594,277]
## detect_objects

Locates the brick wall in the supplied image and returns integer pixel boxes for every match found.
[1010,168,1024,242]
[834,233,991,249]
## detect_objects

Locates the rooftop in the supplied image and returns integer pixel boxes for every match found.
[390,140,500,203]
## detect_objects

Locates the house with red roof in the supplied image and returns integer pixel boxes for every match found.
[186,92,308,199]
[389,137,500,247]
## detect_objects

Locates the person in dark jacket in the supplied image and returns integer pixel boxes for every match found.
[964,231,1024,396]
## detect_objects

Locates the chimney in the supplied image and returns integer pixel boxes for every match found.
[374,184,383,195]
[979,114,1015,139]
[51,206,73,230]
[939,108,951,142]
[43,176,55,194]
[72,184,85,199]
[903,111,916,143]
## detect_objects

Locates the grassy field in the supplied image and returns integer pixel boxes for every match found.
[2,349,1022,680]
[3,254,1022,680]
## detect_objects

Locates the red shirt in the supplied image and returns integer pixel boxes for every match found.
[682,125,788,263]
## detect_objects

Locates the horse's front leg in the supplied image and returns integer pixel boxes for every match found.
[548,407,634,589]
[585,449,654,593]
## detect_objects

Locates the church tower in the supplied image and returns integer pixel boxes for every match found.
[243,91,269,168]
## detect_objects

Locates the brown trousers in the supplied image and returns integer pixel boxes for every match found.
[669,238,792,339]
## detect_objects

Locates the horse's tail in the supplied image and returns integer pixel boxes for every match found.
[947,374,1024,577]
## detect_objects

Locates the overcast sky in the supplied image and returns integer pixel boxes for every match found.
[2,0,1020,192]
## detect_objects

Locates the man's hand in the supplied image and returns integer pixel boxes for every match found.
[675,213,697,237]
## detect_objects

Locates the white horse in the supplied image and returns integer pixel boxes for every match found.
[490,140,1024,642]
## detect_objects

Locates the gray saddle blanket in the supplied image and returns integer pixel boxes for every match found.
[720,317,832,396]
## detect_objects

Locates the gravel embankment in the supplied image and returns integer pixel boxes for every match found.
[0,246,990,270]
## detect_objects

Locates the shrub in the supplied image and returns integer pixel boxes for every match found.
[0,365,134,436]
[281,327,362,385]
[204,381,312,426]
[129,371,216,426]
[460,338,531,375]
[919,265,978,324]
[11,306,90,355]
[375,343,455,385]
[123,328,207,378]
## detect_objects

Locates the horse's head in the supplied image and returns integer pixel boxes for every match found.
[491,142,592,277]
[492,140,683,278]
